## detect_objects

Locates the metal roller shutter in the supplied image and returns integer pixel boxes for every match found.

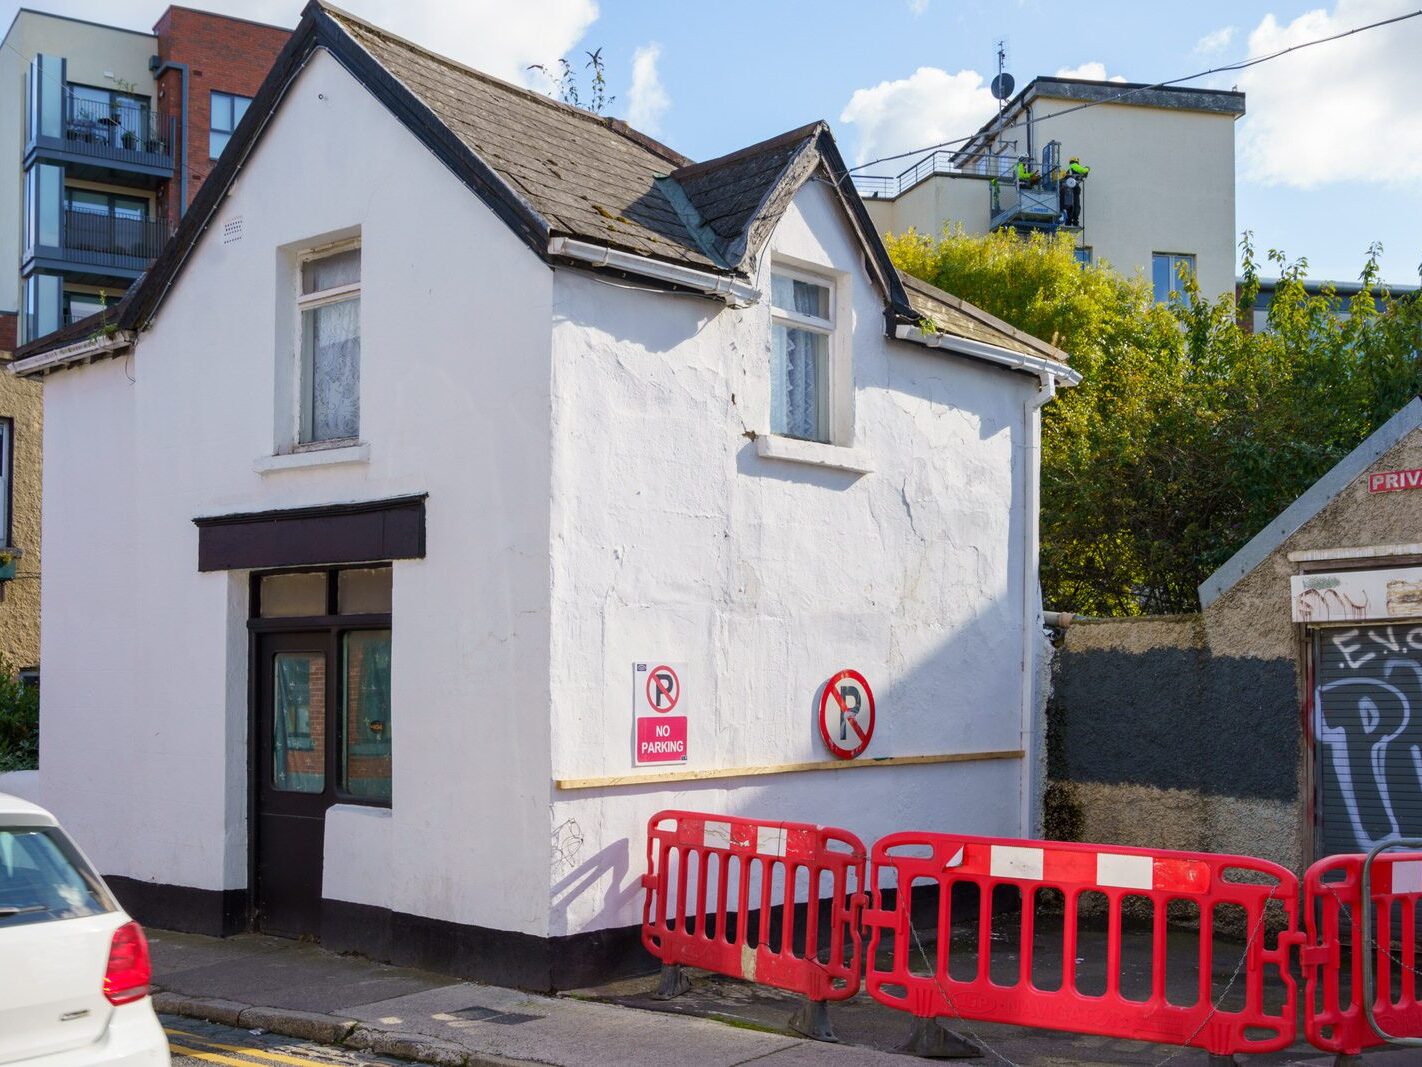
[1316,623,1422,857]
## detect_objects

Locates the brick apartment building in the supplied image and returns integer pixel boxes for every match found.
[0,6,289,680]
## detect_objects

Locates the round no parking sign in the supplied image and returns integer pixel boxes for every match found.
[819,669,875,760]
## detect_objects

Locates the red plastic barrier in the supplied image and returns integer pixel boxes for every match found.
[641,810,867,1001]
[1303,851,1422,1054]
[863,833,1299,1058]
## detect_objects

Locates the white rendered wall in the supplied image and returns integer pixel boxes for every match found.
[862,174,991,242]
[36,51,556,937]
[546,179,1035,936]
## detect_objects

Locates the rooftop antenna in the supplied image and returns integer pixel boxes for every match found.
[990,39,1014,114]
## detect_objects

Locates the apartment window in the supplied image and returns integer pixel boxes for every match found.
[770,269,834,443]
[297,245,361,445]
[63,290,119,326]
[210,92,251,159]
[0,420,11,548]
[1074,247,1093,266]
[66,85,150,145]
[1152,252,1196,304]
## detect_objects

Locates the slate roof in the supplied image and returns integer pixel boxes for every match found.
[899,272,1070,365]
[13,0,1072,379]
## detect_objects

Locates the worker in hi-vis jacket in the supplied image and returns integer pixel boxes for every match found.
[1061,156,1089,226]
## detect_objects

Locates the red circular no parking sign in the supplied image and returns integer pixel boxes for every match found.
[645,665,680,713]
[818,669,875,760]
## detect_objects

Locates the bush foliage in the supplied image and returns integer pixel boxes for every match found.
[0,656,39,772]
[888,227,1422,615]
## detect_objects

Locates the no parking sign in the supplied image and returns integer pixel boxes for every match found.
[634,662,687,765]
[819,669,875,760]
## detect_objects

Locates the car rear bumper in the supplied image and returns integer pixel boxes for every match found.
[10,1001,169,1067]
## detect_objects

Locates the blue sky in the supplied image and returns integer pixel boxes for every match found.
[10,0,1421,286]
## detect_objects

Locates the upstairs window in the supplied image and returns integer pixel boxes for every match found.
[770,270,834,443]
[298,245,361,445]
[1152,252,1195,304]
[210,91,251,159]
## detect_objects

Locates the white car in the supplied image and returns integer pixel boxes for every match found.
[0,793,168,1067]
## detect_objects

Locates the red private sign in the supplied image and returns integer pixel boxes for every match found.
[819,669,875,760]
[1369,468,1422,493]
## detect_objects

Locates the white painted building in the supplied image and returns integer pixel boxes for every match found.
[9,3,1078,988]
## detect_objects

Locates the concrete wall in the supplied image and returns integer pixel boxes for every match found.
[547,178,1039,936]
[35,51,556,937]
[1030,96,1238,301]
[1050,427,1422,870]
[863,174,991,241]
[861,97,1239,300]
[0,369,41,669]
[0,11,159,321]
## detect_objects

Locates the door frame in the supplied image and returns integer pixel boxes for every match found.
[245,566,392,933]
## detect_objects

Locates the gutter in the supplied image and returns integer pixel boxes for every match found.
[8,331,135,377]
[547,236,760,307]
[895,324,1082,385]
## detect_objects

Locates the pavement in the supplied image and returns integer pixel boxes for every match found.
[147,927,1413,1066]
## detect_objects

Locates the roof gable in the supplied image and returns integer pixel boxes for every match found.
[12,0,1059,382]
[1199,397,1422,607]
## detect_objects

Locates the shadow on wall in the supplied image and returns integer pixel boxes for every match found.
[1045,637,1300,859]
[547,565,1033,938]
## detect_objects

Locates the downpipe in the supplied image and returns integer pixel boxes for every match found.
[1019,370,1055,836]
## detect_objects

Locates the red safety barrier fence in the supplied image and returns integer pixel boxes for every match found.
[862,833,1300,1060]
[641,810,867,1003]
[1302,848,1422,1055]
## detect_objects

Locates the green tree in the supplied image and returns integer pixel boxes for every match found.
[0,656,39,772]
[888,227,1422,615]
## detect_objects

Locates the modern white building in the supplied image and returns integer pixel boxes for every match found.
[9,2,1078,988]
[857,77,1246,302]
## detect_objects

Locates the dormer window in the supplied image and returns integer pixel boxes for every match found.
[770,269,834,444]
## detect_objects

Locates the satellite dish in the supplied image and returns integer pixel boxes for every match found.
[991,72,1015,101]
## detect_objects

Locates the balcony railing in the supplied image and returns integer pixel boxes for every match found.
[59,208,173,268]
[852,151,1016,199]
[47,96,176,171]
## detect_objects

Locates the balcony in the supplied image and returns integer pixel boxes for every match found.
[852,150,1016,200]
[26,95,176,186]
[23,209,174,283]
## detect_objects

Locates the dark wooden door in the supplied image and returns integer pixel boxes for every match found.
[254,631,333,938]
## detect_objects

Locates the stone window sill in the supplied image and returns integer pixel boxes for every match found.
[754,434,873,475]
[254,442,370,474]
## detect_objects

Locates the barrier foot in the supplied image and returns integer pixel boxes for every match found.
[651,964,691,1001]
[788,998,837,1043]
[899,1017,983,1059]
[1206,1056,1240,1067]
[1332,1057,1363,1067]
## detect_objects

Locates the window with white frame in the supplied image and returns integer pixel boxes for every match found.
[297,245,361,445]
[770,269,834,443]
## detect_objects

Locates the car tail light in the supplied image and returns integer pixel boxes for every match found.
[104,921,152,1005]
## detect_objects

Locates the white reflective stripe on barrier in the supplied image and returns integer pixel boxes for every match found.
[991,845,1044,880]
[1097,852,1154,890]
[703,821,731,849]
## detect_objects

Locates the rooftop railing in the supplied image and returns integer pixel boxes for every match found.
[852,150,1016,199]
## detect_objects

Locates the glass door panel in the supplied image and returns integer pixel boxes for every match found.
[272,652,325,793]
[341,630,391,801]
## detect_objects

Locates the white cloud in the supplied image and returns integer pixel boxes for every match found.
[1195,25,1237,53]
[840,67,997,167]
[907,0,930,14]
[1238,0,1422,188]
[9,0,599,87]
[626,43,670,134]
[1054,62,1128,83]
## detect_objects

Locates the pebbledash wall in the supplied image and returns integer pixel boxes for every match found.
[0,371,41,669]
[1048,400,1422,872]
[30,50,1049,987]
